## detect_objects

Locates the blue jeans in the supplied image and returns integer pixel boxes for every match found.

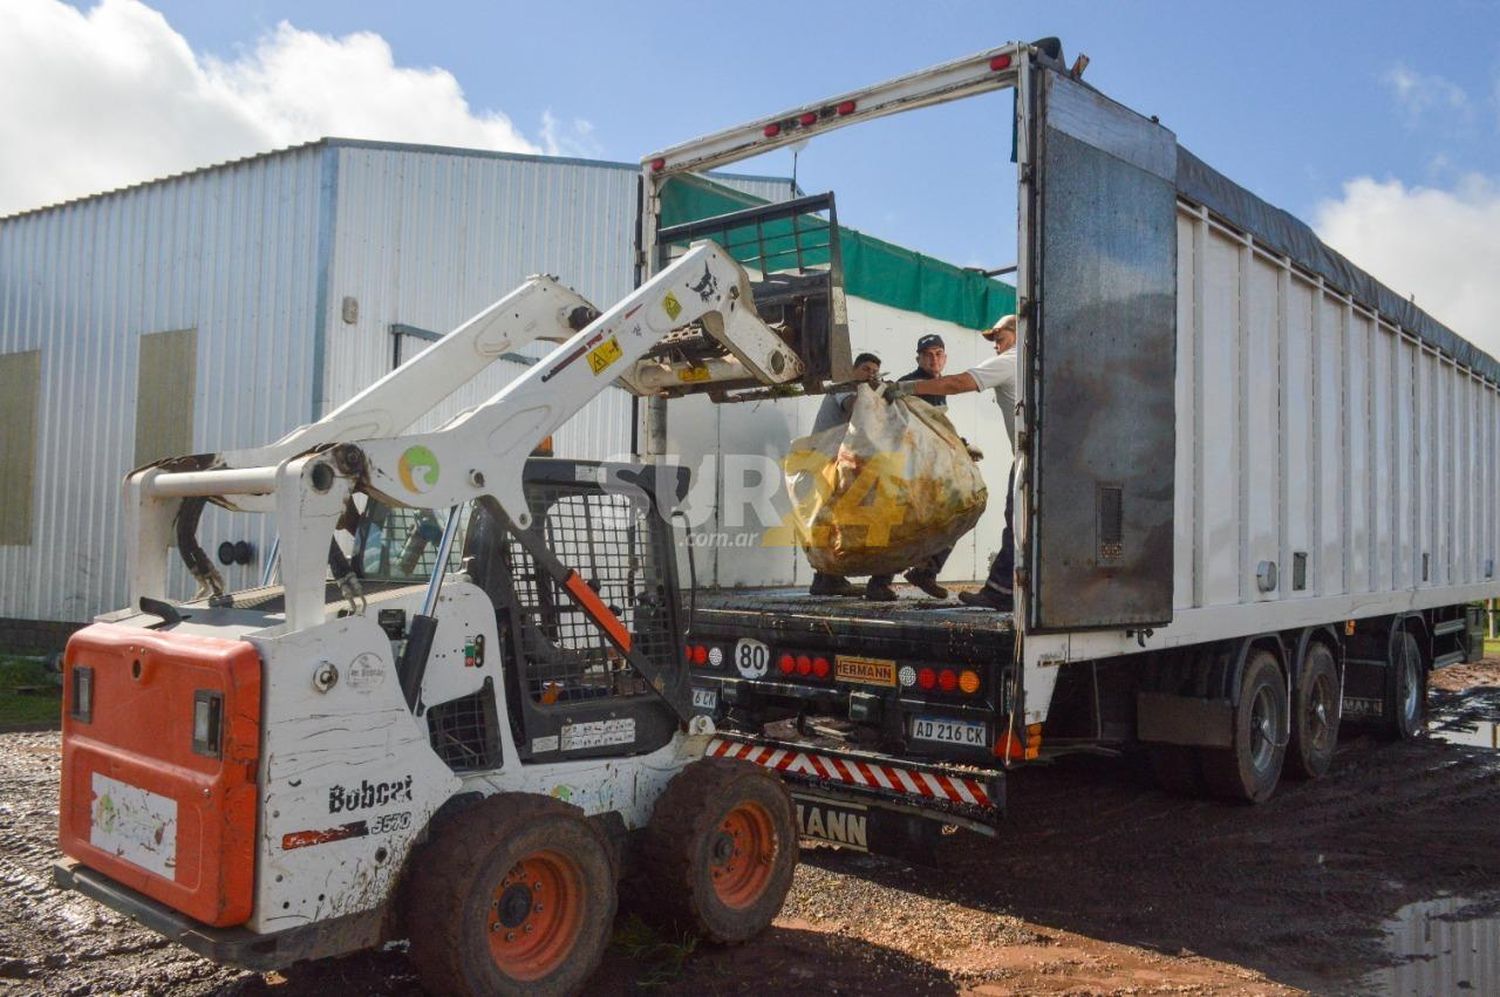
[983,464,1015,594]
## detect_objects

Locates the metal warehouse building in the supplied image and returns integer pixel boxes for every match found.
[0,138,1014,635]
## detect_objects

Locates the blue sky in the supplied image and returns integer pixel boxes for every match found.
[119,0,1500,268]
[12,0,1500,340]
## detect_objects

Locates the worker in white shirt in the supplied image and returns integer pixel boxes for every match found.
[882,314,1017,611]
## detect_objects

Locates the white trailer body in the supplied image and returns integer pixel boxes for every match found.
[648,40,1496,822]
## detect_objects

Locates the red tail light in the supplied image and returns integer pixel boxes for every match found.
[917,667,936,690]
[938,669,958,693]
[650,157,666,172]
[763,123,781,138]
[812,656,830,679]
[796,654,813,677]
[836,100,856,116]
[989,54,1012,71]
[691,645,708,666]
[778,653,796,675]
[798,111,818,126]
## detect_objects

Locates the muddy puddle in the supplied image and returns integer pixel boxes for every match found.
[1362,895,1500,995]
[1429,684,1500,750]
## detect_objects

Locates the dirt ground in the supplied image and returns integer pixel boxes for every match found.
[4,666,1500,996]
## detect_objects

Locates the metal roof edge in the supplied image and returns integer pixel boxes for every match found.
[0,137,794,224]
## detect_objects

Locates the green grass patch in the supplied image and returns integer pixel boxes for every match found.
[0,654,61,729]
[611,914,698,988]
[1483,638,1500,659]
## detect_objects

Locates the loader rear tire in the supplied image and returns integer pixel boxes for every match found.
[638,759,796,944]
[405,794,616,997]
[1200,650,1287,804]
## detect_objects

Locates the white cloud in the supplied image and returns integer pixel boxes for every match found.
[0,0,568,216]
[1384,63,1472,126]
[1315,174,1500,354]
[539,111,603,159]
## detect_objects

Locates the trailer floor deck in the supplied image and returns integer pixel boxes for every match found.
[693,585,1015,633]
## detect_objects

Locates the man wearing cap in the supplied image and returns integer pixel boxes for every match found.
[807,352,883,596]
[884,315,1018,611]
[860,334,967,601]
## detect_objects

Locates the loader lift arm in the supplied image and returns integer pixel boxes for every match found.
[123,241,794,724]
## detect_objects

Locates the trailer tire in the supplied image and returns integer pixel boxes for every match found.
[1200,650,1286,803]
[1148,745,1205,796]
[1386,629,1427,740]
[1286,642,1340,780]
[639,759,796,944]
[405,794,616,997]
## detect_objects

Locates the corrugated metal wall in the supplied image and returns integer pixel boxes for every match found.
[323,144,793,461]
[1173,200,1500,616]
[0,147,325,621]
[0,136,796,622]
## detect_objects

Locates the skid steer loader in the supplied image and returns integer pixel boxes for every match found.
[53,241,814,995]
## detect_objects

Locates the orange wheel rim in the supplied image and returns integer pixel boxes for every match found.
[487,850,584,981]
[709,801,778,908]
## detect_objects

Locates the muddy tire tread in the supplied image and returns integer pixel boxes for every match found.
[404,793,615,997]
[637,759,796,945]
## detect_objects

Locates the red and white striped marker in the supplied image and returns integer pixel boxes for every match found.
[706,737,996,809]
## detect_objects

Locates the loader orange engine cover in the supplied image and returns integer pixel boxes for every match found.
[58,623,262,927]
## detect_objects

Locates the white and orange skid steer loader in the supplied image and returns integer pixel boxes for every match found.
[53,241,809,995]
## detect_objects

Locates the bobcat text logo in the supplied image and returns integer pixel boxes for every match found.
[328,776,414,814]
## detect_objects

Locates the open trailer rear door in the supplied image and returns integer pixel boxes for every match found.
[1022,71,1179,632]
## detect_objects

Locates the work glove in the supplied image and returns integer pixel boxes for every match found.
[879,379,914,401]
[965,443,985,462]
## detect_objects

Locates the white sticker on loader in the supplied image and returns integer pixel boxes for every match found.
[90,773,177,879]
[560,718,635,751]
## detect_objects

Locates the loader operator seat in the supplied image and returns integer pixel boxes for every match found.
[460,498,678,761]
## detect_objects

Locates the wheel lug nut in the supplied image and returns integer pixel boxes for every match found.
[506,931,516,942]
[524,923,534,933]
[533,882,543,891]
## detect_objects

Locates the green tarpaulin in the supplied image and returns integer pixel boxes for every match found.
[661,174,1016,331]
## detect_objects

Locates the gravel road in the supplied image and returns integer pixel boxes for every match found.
[4,668,1499,995]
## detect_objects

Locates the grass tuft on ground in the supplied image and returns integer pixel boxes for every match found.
[0,655,62,730]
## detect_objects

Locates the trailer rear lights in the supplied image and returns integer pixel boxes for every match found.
[691,644,709,666]
[898,665,916,688]
[649,157,666,172]
[798,111,818,127]
[70,666,93,723]
[917,667,936,690]
[989,54,1013,71]
[938,669,958,693]
[959,669,981,694]
[796,654,813,677]
[997,723,1044,760]
[812,656,830,679]
[778,653,796,675]
[763,123,781,138]
[836,100,856,116]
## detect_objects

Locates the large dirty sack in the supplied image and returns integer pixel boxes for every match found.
[784,385,988,576]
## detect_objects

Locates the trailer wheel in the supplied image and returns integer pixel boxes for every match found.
[1148,744,1205,796]
[1286,642,1341,780]
[639,759,796,944]
[1387,629,1427,740]
[1201,650,1287,803]
[405,794,616,997]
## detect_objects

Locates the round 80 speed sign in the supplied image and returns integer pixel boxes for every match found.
[734,637,770,678]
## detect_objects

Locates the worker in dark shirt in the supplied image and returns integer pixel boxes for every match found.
[865,334,960,602]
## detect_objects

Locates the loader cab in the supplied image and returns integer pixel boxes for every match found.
[399,458,692,766]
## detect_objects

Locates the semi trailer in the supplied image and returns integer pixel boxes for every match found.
[635,39,1496,848]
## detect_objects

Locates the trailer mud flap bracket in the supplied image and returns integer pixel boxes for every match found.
[706,735,1004,832]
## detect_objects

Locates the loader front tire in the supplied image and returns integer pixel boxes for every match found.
[639,759,796,944]
[405,794,615,997]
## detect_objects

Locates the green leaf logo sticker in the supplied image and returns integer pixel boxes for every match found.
[398,444,440,494]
